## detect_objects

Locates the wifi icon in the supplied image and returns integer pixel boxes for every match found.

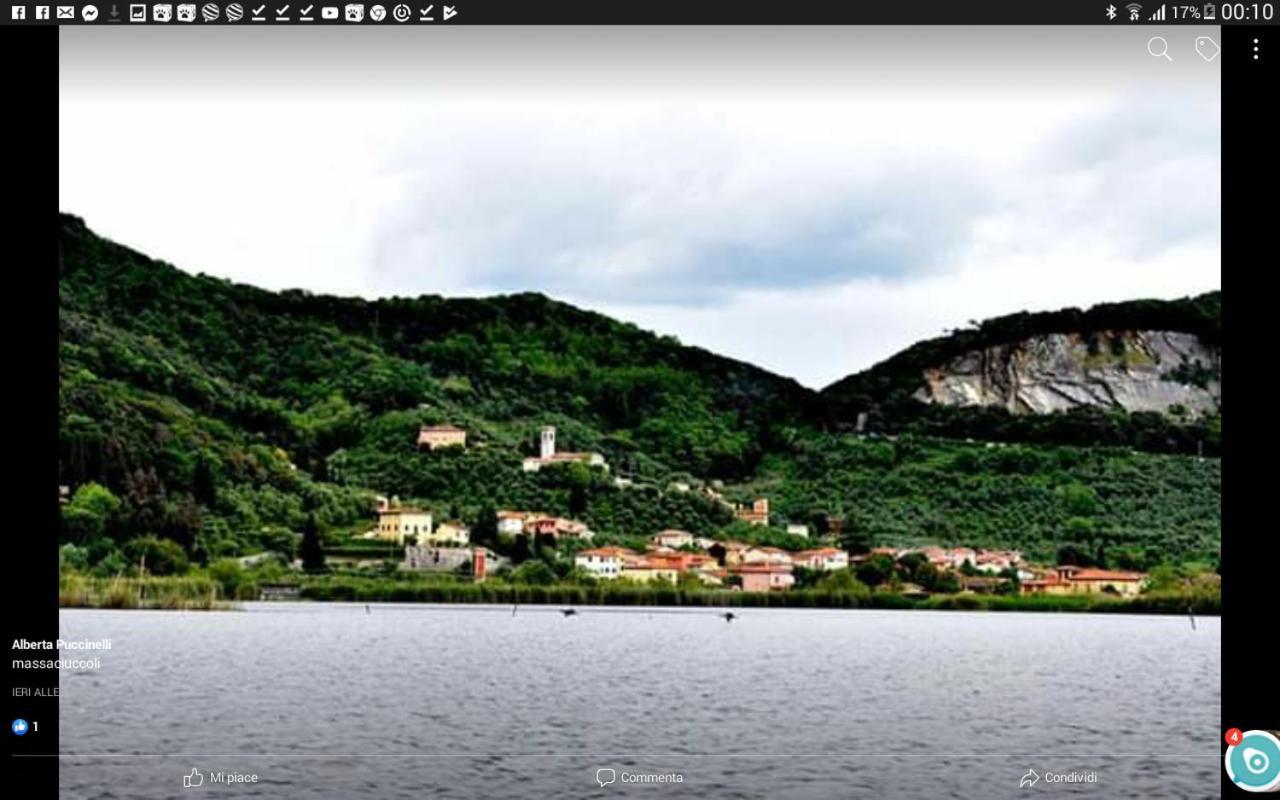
[1125,2,1143,20]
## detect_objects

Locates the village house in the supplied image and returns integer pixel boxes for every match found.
[619,554,679,585]
[734,563,795,592]
[792,547,849,572]
[734,498,770,526]
[495,510,594,541]
[709,540,753,567]
[417,424,467,450]
[370,498,433,545]
[1020,565,1146,598]
[521,426,608,472]
[497,510,530,536]
[785,523,810,538]
[958,575,1007,594]
[651,529,695,549]
[741,546,793,566]
[423,520,471,547]
[525,514,595,541]
[574,546,631,579]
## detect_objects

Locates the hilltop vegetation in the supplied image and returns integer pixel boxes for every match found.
[57,214,1220,575]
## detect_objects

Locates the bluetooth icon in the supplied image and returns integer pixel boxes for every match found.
[1106,4,1118,19]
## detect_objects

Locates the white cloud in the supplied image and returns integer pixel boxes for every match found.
[59,29,1220,389]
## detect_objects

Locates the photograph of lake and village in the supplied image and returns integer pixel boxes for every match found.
[55,26,1222,800]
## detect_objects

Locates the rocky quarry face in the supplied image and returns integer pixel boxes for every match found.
[914,331,1220,416]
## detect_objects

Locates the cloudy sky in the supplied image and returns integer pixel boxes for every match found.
[60,26,1221,388]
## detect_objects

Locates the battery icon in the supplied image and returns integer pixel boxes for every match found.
[1204,3,1216,18]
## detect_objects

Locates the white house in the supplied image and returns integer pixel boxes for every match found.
[574,546,631,580]
[792,547,850,571]
[423,520,470,547]
[651,529,695,549]
[497,510,531,536]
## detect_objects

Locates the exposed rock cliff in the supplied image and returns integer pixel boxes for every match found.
[913,330,1220,416]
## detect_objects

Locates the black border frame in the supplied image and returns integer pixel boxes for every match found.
[2,18,1273,800]
[1,23,61,800]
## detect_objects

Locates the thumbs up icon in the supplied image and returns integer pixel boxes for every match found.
[183,768,204,788]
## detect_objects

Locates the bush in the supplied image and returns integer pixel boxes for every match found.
[122,536,190,576]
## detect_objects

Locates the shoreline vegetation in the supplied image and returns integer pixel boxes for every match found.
[59,573,1220,615]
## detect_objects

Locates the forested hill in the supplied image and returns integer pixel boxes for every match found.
[59,213,815,483]
[58,214,1221,570]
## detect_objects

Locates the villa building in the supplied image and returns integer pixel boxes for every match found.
[497,510,530,536]
[423,520,471,547]
[620,554,679,584]
[1020,566,1146,597]
[735,563,795,592]
[496,510,594,541]
[651,529,695,549]
[575,546,631,580]
[709,540,752,567]
[417,424,467,450]
[741,546,793,566]
[792,547,849,571]
[371,500,433,545]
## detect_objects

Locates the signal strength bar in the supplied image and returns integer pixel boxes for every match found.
[1149,4,1167,20]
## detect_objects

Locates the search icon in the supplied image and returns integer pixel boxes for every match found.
[1148,36,1173,61]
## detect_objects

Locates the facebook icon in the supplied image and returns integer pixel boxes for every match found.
[12,719,30,736]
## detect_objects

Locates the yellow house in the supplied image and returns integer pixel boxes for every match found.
[373,506,433,545]
[619,555,678,585]
[1021,566,1145,598]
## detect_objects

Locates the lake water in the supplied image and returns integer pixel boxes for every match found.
[58,604,1220,799]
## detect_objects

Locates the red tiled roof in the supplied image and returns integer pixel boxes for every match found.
[578,547,633,557]
[795,547,844,557]
[1064,568,1144,582]
[733,564,794,574]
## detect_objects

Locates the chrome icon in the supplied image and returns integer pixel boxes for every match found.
[1226,730,1280,793]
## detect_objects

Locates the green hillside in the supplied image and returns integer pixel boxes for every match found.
[57,214,1221,572]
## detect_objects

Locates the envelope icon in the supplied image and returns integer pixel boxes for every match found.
[57,5,74,16]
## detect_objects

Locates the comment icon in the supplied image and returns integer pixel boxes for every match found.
[596,767,616,788]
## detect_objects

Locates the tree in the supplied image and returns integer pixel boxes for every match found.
[508,534,532,565]
[61,482,121,543]
[510,560,556,586]
[192,454,218,507]
[300,513,326,573]
[839,520,872,556]
[161,494,203,552]
[1056,544,1096,567]
[121,468,168,537]
[472,505,498,549]
[855,554,894,588]
[123,536,189,576]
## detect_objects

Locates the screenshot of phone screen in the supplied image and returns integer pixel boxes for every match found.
[3,4,1275,799]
